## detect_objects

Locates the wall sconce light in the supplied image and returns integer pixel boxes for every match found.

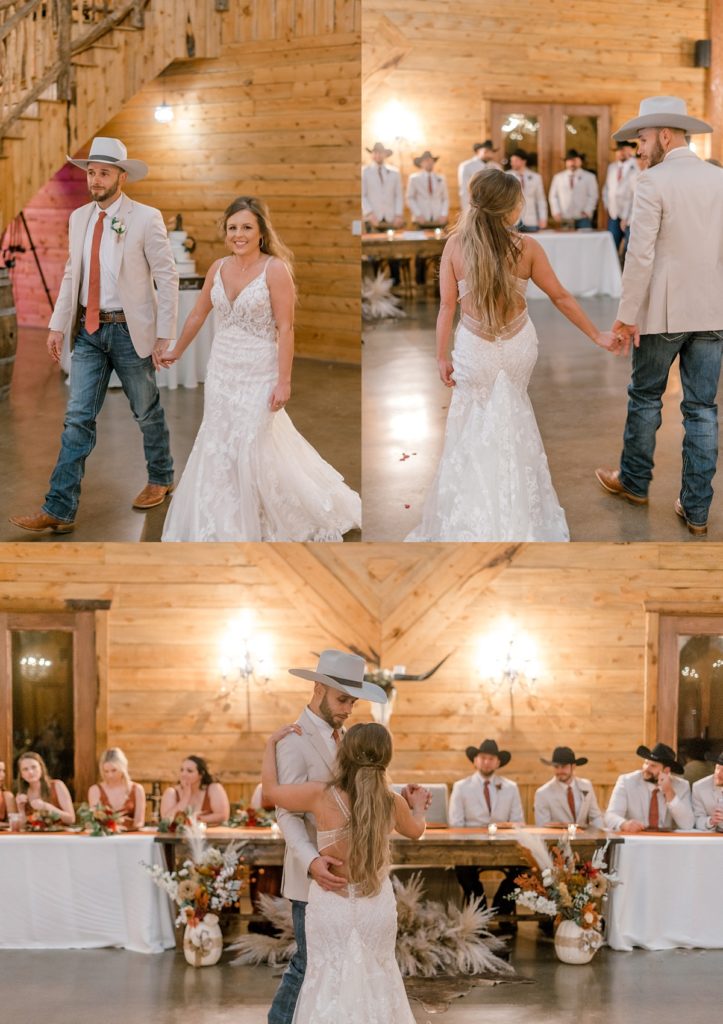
[154,102,174,124]
[476,619,540,723]
[218,611,273,725]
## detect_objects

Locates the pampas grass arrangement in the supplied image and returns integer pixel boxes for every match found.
[229,873,513,978]
[362,271,406,321]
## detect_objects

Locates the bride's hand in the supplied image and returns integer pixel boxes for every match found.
[269,382,291,412]
[268,723,302,745]
[594,330,627,355]
[437,359,455,387]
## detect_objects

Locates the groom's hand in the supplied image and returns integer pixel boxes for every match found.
[309,855,346,892]
[611,319,640,355]
[152,338,173,370]
[47,330,64,364]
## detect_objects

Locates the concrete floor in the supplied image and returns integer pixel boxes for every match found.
[1,925,721,1024]
[0,328,361,542]
[362,295,722,542]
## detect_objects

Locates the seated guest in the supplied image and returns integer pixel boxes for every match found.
[161,755,230,825]
[506,149,548,232]
[88,747,146,830]
[457,140,502,211]
[534,746,604,828]
[692,752,723,832]
[680,738,712,784]
[605,742,694,833]
[549,149,599,229]
[406,150,449,227]
[15,751,75,825]
[449,739,524,926]
[0,759,17,821]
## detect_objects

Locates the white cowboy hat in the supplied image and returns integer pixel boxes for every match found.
[289,649,388,704]
[613,96,712,141]
[67,137,149,182]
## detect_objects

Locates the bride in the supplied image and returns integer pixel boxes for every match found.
[406,169,620,542]
[262,721,427,1024]
[161,196,361,542]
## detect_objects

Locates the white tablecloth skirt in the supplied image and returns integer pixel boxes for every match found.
[60,286,215,390]
[607,834,723,951]
[527,231,622,300]
[0,834,176,953]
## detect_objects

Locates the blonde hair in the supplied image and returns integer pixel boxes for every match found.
[456,168,523,335]
[329,723,394,897]
[220,196,295,286]
[99,747,131,787]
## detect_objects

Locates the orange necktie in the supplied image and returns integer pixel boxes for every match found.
[331,729,341,746]
[648,787,660,829]
[567,785,576,820]
[85,211,106,334]
[428,174,433,195]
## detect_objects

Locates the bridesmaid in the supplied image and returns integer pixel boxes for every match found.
[88,747,146,830]
[15,751,75,825]
[160,755,230,825]
[0,759,17,821]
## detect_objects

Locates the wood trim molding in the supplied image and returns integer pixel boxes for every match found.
[654,611,723,750]
[708,0,723,164]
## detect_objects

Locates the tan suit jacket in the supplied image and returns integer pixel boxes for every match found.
[274,709,337,902]
[533,776,604,828]
[49,194,179,358]
[617,147,723,333]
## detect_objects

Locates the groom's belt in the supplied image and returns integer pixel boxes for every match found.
[80,306,126,324]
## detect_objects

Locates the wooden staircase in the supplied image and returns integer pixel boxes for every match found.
[0,0,227,232]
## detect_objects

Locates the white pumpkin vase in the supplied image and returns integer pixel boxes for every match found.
[554,920,600,965]
[184,913,223,967]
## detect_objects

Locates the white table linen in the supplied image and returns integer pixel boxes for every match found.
[61,285,214,389]
[606,834,723,951]
[0,833,176,953]
[527,230,622,299]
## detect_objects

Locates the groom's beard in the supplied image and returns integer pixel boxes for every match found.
[647,135,666,168]
[318,692,348,730]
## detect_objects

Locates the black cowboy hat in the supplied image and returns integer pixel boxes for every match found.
[540,746,588,767]
[705,750,723,766]
[413,150,440,167]
[615,140,637,150]
[564,148,583,161]
[636,742,684,775]
[473,140,497,152]
[465,738,511,768]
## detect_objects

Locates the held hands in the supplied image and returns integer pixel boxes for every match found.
[610,319,640,356]
[401,783,432,813]
[152,338,176,370]
[47,330,64,364]
[269,381,291,413]
[309,854,347,892]
[437,358,455,387]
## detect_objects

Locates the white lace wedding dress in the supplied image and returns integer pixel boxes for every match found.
[162,258,361,541]
[406,277,569,542]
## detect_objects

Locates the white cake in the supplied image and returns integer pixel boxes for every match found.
[168,229,197,277]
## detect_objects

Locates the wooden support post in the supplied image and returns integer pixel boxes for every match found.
[709,0,723,163]
[56,0,73,102]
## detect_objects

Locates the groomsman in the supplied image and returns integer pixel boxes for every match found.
[533,746,604,828]
[10,137,178,534]
[507,149,547,232]
[603,142,638,250]
[458,140,502,211]
[549,149,599,228]
[605,742,694,832]
[361,142,404,229]
[596,96,723,535]
[692,752,723,831]
[406,150,449,226]
[449,739,524,926]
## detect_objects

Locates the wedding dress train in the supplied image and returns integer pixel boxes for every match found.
[406,278,569,542]
[162,258,361,541]
[291,878,415,1024]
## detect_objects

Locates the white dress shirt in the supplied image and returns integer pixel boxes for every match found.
[406,170,449,223]
[362,163,403,221]
[549,168,599,221]
[79,194,124,310]
[457,156,502,210]
[602,160,639,220]
[448,772,524,827]
[303,706,339,757]
[506,169,547,227]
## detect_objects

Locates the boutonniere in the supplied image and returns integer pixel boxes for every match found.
[580,790,589,797]
[495,782,502,792]
[110,216,127,240]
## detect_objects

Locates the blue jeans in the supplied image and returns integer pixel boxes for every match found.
[517,223,540,233]
[619,330,723,525]
[43,321,173,522]
[607,216,624,249]
[267,900,307,1024]
[575,217,593,229]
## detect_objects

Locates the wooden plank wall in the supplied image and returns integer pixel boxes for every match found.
[10,0,361,362]
[362,0,710,220]
[2,542,723,814]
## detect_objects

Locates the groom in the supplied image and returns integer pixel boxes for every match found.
[268,650,420,1024]
[10,137,178,534]
[595,97,723,535]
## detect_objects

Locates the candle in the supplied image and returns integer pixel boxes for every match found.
[270,822,281,837]
[487,823,498,837]
[434,228,442,239]
[567,823,578,838]
[386,228,394,239]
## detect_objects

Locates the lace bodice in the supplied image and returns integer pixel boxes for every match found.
[211,257,276,340]
[316,786,351,851]
[457,276,529,340]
